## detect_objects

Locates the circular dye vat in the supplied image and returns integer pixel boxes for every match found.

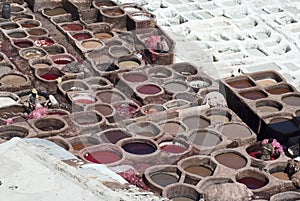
[101,129,131,144]
[0,23,19,30]
[0,64,13,77]
[61,24,83,31]
[21,49,46,60]
[255,78,278,87]
[0,126,29,140]
[118,60,140,68]
[160,122,185,135]
[97,91,125,103]
[0,74,27,86]
[160,143,187,154]
[215,152,247,169]
[88,104,114,117]
[34,38,54,47]
[82,40,103,49]
[282,95,300,106]
[27,28,48,36]
[8,31,27,38]
[122,142,156,155]
[183,116,210,130]
[220,123,252,140]
[227,79,254,89]
[85,151,121,164]
[150,173,178,187]
[240,91,267,100]
[32,62,51,69]
[94,32,113,40]
[271,172,289,181]
[268,118,299,134]
[13,40,34,48]
[44,7,68,16]
[72,33,92,41]
[40,73,60,80]
[51,55,75,65]
[188,130,222,147]
[19,20,40,28]
[257,105,280,113]
[164,82,188,93]
[136,84,161,95]
[237,177,267,189]
[123,73,147,82]
[35,118,65,132]
[267,86,293,95]
[185,165,213,177]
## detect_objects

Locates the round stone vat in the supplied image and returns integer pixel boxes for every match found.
[0,73,29,88]
[7,30,28,38]
[79,143,125,166]
[226,77,256,89]
[239,89,268,100]
[84,77,112,91]
[0,125,29,140]
[93,31,114,41]
[35,67,62,94]
[164,80,190,94]
[140,104,166,115]
[71,31,93,41]
[115,56,144,71]
[178,156,217,184]
[117,138,159,157]
[96,90,126,104]
[71,110,105,130]
[163,99,190,109]
[50,54,76,66]
[172,62,198,77]
[159,138,191,155]
[46,136,70,151]
[251,71,283,88]
[99,128,132,144]
[265,83,295,95]
[235,169,269,190]
[126,121,161,139]
[10,4,26,14]
[26,27,48,37]
[81,39,104,51]
[182,115,210,131]
[122,71,148,83]
[267,117,299,140]
[108,46,132,58]
[68,135,101,152]
[104,39,123,47]
[162,183,202,201]
[33,117,67,136]
[213,149,249,170]
[59,79,90,96]
[144,165,180,194]
[268,161,290,181]
[187,129,223,151]
[47,109,70,116]
[19,19,41,28]
[43,44,66,55]
[220,122,253,141]
[12,38,34,49]
[34,37,55,47]
[270,191,300,201]
[256,100,283,114]
[85,103,115,122]
[11,13,34,21]
[61,23,84,32]
[69,92,98,110]
[113,101,139,119]
[0,22,20,30]
[43,7,68,17]
[282,93,300,106]
[0,63,14,77]
[19,47,47,60]
[206,108,232,123]
[158,120,187,136]
[188,77,212,93]
[136,83,163,96]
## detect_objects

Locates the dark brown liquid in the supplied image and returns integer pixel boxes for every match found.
[102,130,130,144]
[221,123,251,139]
[267,87,292,95]
[44,7,68,16]
[185,165,213,177]
[240,91,267,100]
[227,80,254,89]
[14,41,33,48]
[27,29,47,36]
[215,153,247,169]
[150,173,178,187]
[237,177,267,189]
[94,105,113,116]
[137,84,161,95]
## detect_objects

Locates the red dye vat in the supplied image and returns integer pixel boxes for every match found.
[137,84,161,95]
[61,24,83,31]
[35,38,54,47]
[237,177,266,189]
[160,144,186,154]
[14,41,33,48]
[53,59,72,65]
[85,151,121,164]
[75,99,95,104]
[72,33,92,41]
[40,73,59,80]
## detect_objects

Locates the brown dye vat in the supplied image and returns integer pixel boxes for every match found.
[19,20,40,28]
[102,7,124,16]
[86,103,114,117]
[13,39,34,48]
[94,32,113,40]
[82,40,103,49]
[267,86,293,95]
[227,79,255,89]
[0,74,27,86]
[240,91,267,100]
[72,33,92,41]
[137,84,162,95]
[183,116,210,130]
[32,62,51,69]
[0,126,29,140]
[61,24,83,31]
[8,31,27,38]
[220,123,252,140]
[0,23,19,30]
[215,152,247,169]
[237,177,268,190]
[27,28,47,36]
[11,14,34,22]
[100,129,131,144]
[271,172,289,181]
[96,90,125,103]
[44,8,68,16]
[185,165,213,177]
[95,1,117,8]
[150,173,178,187]
[123,72,147,82]
[160,122,185,135]
[282,95,300,106]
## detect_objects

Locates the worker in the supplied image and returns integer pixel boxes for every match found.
[28,88,39,112]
